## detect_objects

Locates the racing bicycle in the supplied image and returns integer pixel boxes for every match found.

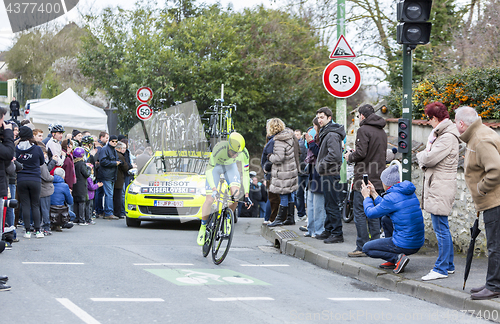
[202,177,236,265]
[203,99,237,149]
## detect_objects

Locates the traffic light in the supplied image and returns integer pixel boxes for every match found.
[398,118,410,153]
[397,0,432,45]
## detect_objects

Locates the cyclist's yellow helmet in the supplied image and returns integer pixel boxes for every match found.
[228,132,245,153]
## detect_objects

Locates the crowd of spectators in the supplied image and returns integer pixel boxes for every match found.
[1,120,134,246]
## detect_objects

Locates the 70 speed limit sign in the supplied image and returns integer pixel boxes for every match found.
[136,104,153,120]
[322,60,361,98]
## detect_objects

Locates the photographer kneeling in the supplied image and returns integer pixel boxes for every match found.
[361,164,425,274]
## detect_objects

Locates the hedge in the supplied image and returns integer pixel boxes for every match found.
[385,68,500,119]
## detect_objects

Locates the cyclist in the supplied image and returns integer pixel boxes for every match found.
[197,132,251,245]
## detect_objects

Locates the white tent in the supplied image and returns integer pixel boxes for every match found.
[29,88,108,132]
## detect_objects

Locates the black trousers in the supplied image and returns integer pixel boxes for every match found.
[75,201,91,224]
[484,205,500,292]
[113,188,122,217]
[18,181,41,232]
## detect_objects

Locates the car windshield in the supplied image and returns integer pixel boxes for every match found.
[142,156,206,174]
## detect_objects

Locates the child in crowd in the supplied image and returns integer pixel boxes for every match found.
[87,165,102,224]
[40,147,56,235]
[72,147,91,225]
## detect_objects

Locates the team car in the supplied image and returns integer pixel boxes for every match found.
[125,151,209,227]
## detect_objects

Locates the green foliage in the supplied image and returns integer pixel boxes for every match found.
[385,68,500,119]
[5,23,87,85]
[78,4,332,153]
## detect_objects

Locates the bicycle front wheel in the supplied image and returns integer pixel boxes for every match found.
[212,208,234,265]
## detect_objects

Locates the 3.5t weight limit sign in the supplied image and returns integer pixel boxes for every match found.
[322,60,361,98]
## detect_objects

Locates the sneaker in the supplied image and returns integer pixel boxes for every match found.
[5,242,12,250]
[89,220,96,225]
[35,231,44,239]
[315,231,330,240]
[103,215,119,220]
[348,250,367,257]
[262,220,270,225]
[23,232,31,239]
[79,222,89,226]
[324,234,344,244]
[393,254,409,274]
[421,270,448,281]
[299,225,308,232]
[379,262,396,269]
[197,224,207,246]
[304,233,312,237]
[448,270,455,274]
[96,213,104,218]
[298,215,307,222]
[0,283,11,291]
[43,230,52,236]
[12,238,19,243]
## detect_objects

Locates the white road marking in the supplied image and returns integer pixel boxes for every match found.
[208,297,274,301]
[56,298,100,324]
[133,263,194,266]
[328,298,391,301]
[61,0,68,14]
[23,262,84,265]
[91,298,164,302]
[240,264,289,267]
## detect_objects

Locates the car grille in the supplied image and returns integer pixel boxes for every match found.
[138,206,200,216]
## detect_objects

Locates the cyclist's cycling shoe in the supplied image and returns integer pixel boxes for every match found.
[224,214,232,234]
[197,224,207,246]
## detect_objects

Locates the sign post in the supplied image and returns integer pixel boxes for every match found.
[136,87,154,144]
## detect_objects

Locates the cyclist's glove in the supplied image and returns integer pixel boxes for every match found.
[245,196,253,206]
[211,190,219,199]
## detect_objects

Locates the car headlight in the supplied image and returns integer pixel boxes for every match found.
[128,183,141,194]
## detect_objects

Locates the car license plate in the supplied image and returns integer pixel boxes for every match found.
[154,201,184,207]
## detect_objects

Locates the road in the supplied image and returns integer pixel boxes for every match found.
[1,218,492,324]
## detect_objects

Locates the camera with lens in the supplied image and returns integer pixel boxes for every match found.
[2,199,17,208]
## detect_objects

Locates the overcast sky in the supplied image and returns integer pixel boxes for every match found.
[0,0,278,50]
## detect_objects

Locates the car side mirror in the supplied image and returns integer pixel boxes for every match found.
[128,168,138,179]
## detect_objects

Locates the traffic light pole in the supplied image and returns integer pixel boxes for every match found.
[401,45,414,181]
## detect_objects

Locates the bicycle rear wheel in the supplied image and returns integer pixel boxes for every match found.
[342,192,354,223]
[211,208,234,265]
[202,213,216,257]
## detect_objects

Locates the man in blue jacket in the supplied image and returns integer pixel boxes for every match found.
[361,164,425,274]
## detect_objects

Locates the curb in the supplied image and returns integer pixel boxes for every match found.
[261,224,500,322]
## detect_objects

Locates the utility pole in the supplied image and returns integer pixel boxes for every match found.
[336,0,346,128]
[337,0,347,183]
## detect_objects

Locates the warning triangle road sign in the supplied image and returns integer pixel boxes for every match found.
[329,35,356,59]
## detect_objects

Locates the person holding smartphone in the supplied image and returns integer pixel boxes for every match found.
[344,104,387,257]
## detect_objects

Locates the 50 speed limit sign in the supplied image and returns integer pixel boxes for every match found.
[322,60,361,98]
[136,104,153,121]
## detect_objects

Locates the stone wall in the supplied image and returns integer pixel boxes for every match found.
[411,164,487,255]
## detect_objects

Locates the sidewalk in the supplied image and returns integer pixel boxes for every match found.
[260,218,500,322]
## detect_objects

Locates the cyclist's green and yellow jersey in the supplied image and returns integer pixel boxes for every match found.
[206,141,250,193]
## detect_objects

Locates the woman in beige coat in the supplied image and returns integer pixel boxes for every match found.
[267,118,299,227]
[416,102,460,281]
